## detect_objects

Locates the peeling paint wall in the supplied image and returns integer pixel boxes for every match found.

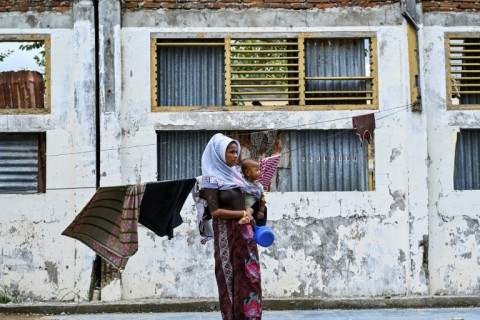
[117,4,424,299]
[0,1,96,301]
[1,1,480,302]
[423,10,480,295]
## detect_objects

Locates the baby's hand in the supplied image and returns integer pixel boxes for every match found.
[257,211,264,220]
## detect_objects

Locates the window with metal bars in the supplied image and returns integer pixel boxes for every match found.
[0,132,46,193]
[454,129,480,190]
[151,35,377,110]
[156,130,374,192]
[447,34,480,109]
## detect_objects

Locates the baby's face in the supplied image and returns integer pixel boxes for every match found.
[246,163,261,181]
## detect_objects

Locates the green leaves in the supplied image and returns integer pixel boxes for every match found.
[19,41,45,68]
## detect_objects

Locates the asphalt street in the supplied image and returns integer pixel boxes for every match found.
[41,308,480,320]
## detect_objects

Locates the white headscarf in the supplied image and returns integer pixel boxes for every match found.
[201,133,260,198]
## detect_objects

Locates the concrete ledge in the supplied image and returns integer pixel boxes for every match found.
[2,296,480,315]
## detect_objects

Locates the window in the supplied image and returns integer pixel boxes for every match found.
[446,34,480,109]
[154,39,225,107]
[304,38,375,106]
[156,130,374,192]
[151,34,378,111]
[0,35,50,114]
[0,132,46,193]
[454,129,480,190]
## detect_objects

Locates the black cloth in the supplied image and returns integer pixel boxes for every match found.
[251,201,268,227]
[139,178,196,239]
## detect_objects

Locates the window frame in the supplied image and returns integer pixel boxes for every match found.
[0,132,46,194]
[445,32,480,110]
[453,128,480,191]
[0,34,51,115]
[150,32,378,112]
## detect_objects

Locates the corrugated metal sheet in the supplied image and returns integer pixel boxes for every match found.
[289,130,368,191]
[305,38,367,105]
[157,44,225,107]
[157,131,213,181]
[454,129,480,190]
[0,71,45,109]
[0,133,40,193]
[157,130,369,192]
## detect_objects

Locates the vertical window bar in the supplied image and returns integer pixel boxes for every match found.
[38,132,46,193]
[150,38,157,109]
[298,35,306,106]
[370,37,379,107]
[225,36,232,106]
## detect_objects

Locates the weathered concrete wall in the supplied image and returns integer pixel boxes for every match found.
[1,0,480,302]
[422,9,480,295]
[116,4,428,299]
[0,1,96,301]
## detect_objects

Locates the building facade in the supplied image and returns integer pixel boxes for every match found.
[1,0,480,301]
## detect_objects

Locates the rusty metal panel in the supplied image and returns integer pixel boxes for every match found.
[156,43,225,107]
[0,71,45,109]
[0,133,40,193]
[454,129,480,190]
[157,130,369,192]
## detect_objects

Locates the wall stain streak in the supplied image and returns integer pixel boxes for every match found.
[44,261,59,285]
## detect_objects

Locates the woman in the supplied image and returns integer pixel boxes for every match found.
[201,133,262,320]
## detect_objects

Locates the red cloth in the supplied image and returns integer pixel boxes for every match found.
[259,154,282,191]
[352,113,375,146]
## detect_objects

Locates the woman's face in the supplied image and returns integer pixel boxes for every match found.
[225,142,239,167]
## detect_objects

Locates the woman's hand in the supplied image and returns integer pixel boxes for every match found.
[238,208,255,225]
[246,207,254,223]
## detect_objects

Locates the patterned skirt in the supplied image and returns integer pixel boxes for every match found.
[213,218,262,320]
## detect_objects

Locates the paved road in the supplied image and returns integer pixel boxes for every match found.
[40,308,479,319]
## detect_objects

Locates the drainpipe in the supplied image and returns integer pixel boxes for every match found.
[88,0,102,302]
[94,0,100,188]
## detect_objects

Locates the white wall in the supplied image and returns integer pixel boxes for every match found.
[3,3,480,301]
[423,25,480,295]
[0,3,97,301]
[117,19,424,299]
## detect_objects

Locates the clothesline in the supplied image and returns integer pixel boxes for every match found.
[45,103,412,159]
[44,104,409,191]
[251,105,408,156]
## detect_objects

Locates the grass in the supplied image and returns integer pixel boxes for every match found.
[0,285,11,303]
[0,285,27,304]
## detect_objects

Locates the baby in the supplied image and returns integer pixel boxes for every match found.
[238,158,266,226]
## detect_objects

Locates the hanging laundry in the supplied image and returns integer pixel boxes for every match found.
[352,113,376,147]
[139,178,196,239]
[62,184,145,270]
[249,130,277,160]
[62,178,196,270]
[249,131,263,160]
[259,154,282,191]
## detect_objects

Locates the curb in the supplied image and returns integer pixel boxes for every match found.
[2,296,480,315]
